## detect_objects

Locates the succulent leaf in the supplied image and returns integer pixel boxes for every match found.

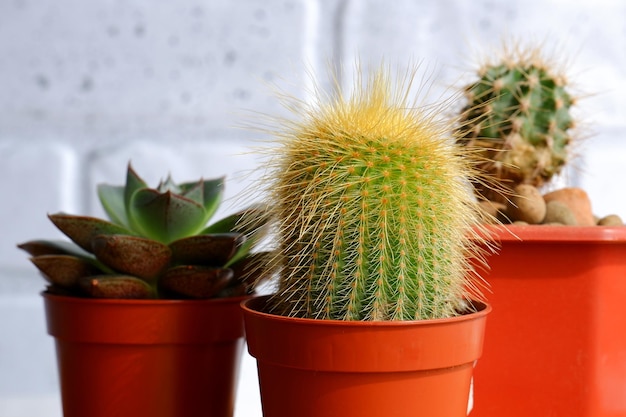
[80,275,155,299]
[203,205,272,267]
[98,183,128,227]
[201,213,239,234]
[203,204,269,236]
[124,164,150,232]
[129,189,206,244]
[49,214,135,252]
[91,235,171,281]
[17,239,92,258]
[223,239,254,268]
[160,266,233,299]
[177,180,203,205]
[30,255,103,288]
[157,174,182,194]
[179,177,225,220]
[229,251,274,287]
[169,233,245,266]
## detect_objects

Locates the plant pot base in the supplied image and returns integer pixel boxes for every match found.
[472,226,626,417]
[55,340,243,417]
[242,295,490,417]
[44,292,248,417]
[256,363,475,417]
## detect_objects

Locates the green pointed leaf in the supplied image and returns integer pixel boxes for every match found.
[79,275,155,299]
[124,163,149,233]
[30,255,103,288]
[223,238,255,268]
[204,205,272,267]
[91,235,171,280]
[179,177,225,222]
[97,184,128,227]
[202,212,239,234]
[178,180,204,206]
[48,214,135,253]
[129,189,206,244]
[160,266,233,299]
[157,174,182,194]
[202,204,271,237]
[169,233,245,266]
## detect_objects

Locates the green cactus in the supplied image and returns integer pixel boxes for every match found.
[262,66,486,321]
[18,164,272,299]
[458,43,576,201]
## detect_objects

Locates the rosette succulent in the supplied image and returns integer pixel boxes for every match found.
[18,164,271,299]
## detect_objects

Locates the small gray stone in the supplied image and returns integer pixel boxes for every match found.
[543,200,577,226]
[597,214,624,226]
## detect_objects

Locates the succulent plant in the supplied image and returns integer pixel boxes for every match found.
[18,164,272,299]
[457,43,577,201]
[261,65,487,321]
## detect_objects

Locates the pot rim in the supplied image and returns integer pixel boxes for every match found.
[42,290,252,305]
[241,294,491,328]
[479,224,626,243]
[242,295,491,372]
[44,290,250,344]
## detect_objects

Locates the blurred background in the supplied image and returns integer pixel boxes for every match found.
[1,0,625,415]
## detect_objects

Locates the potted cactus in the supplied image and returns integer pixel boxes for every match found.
[240,65,493,417]
[456,42,575,205]
[457,42,626,417]
[17,164,271,417]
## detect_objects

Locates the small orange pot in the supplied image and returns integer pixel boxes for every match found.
[242,295,490,417]
[472,225,626,417]
[44,292,248,417]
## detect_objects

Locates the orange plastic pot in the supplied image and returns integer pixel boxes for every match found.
[43,292,248,417]
[242,295,491,417]
[471,225,626,417]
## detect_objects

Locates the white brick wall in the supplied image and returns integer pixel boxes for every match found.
[1,1,625,416]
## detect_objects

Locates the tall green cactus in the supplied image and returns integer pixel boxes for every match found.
[458,43,576,200]
[262,66,486,321]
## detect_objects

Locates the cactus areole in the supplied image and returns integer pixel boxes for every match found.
[458,45,576,199]
[264,66,486,321]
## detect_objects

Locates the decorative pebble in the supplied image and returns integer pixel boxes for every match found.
[543,200,578,226]
[507,184,546,224]
[597,214,624,226]
[479,186,620,228]
[477,200,506,224]
[543,187,595,226]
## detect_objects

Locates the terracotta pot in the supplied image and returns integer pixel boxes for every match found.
[242,295,491,417]
[43,292,248,417]
[471,225,626,417]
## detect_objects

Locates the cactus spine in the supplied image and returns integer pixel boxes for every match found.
[264,66,485,321]
[458,43,576,201]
